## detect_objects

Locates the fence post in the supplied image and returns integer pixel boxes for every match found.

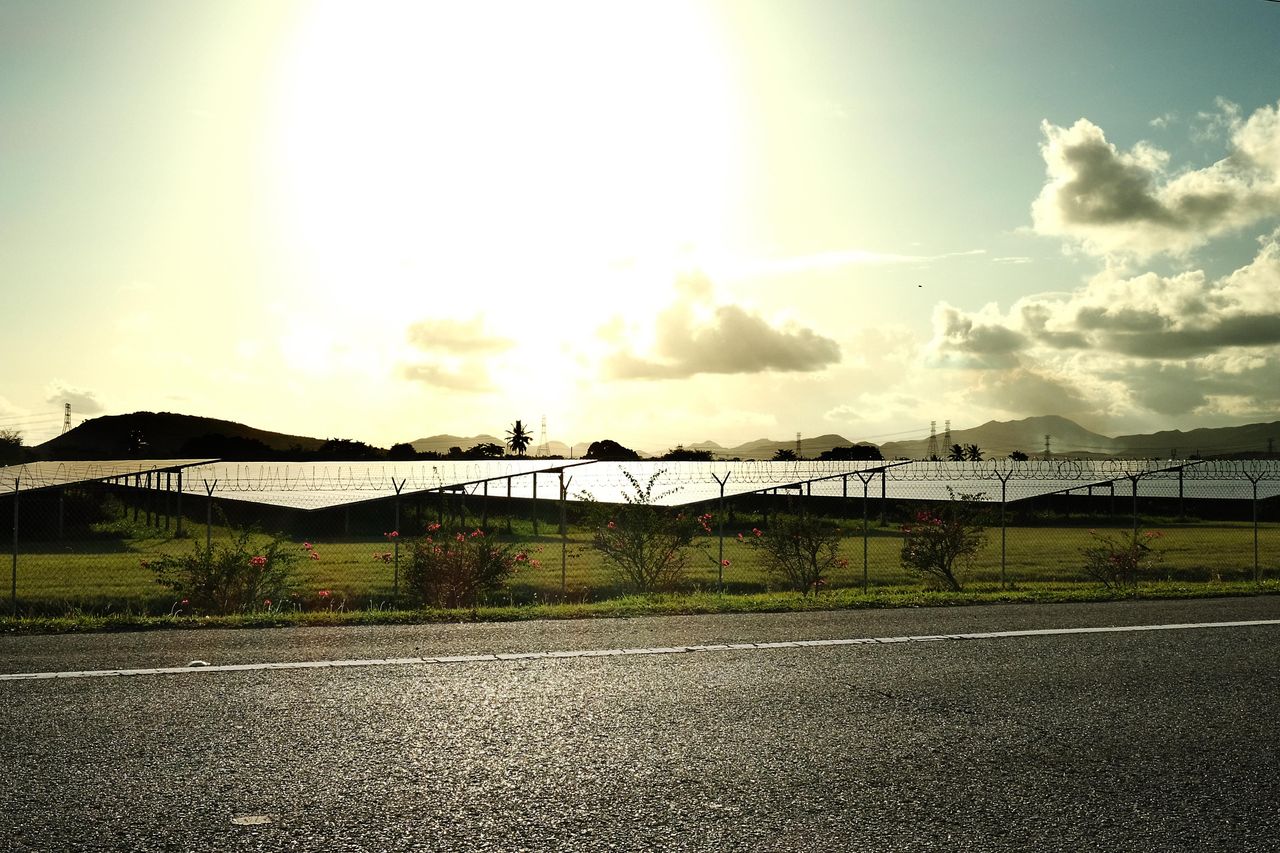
[482,480,488,530]
[1249,474,1261,583]
[856,472,875,594]
[558,472,570,598]
[713,473,729,592]
[10,479,18,617]
[1130,475,1140,542]
[880,470,887,527]
[532,473,539,537]
[203,479,217,550]
[393,478,406,600]
[996,472,1011,590]
[176,469,184,537]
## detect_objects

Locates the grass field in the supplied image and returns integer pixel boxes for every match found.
[6,509,1278,616]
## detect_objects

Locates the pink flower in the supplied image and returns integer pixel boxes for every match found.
[385,531,399,539]
[263,598,271,607]
[456,533,466,542]
[720,559,731,568]
[427,522,441,532]
[515,552,528,562]
[303,542,313,550]
[471,529,484,538]
[318,589,331,598]
[180,598,189,606]
[249,555,267,568]
[752,528,762,538]
[309,551,320,560]
[607,521,616,529]
[530,559,543,568]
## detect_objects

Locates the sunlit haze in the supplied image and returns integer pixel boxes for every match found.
[4,0,1279,451]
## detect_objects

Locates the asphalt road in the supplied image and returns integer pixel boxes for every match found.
[2,597,1279,852]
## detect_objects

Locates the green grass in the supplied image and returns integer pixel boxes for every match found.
[4,580,1277,636]
[4,510,1278,620]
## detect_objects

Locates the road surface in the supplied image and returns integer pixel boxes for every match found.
[2,597,1278,851]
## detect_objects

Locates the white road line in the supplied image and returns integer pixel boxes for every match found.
[3,618,1279,681]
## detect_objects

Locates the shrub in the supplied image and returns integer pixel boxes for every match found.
[1081,529,1164,588]
[899,491,986,591]
[746,514,847,595]
[403,524,530,608]
[147,527,302,614]
[582,470,697,593]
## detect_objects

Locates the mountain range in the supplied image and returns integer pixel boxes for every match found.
[25,411,1280,461]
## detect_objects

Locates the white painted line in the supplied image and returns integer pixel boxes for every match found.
[3,618,1279,682]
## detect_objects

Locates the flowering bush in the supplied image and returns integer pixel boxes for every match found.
[899,491,986,591]
[1081,529,1164,588]
[402,525,530,608]
[581,470,698,593]
[746,514,847,595]
[148,527,301,614]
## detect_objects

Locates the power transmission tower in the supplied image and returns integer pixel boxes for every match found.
[538,415,549,458]
[1043,434,1052,459]
[62,403,71,435]
[795,432,801,459]
[926,421,939,460]
[943,419,951,450]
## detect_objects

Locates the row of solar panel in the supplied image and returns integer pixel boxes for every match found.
[3,458,1278,509]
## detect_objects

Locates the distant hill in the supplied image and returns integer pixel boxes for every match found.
[1112,421,1280,459]
[33,411,1280,464]
[679,433,862,460]
[409,434,506,455]
[408,434,591,458]
[879,416,1115,459]
[36,412,327,460]
[876,415,1280,460]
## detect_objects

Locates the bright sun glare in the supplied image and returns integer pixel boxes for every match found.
[265,1,747,403]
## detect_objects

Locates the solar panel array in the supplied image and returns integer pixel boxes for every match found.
[0,459,216,495]
[174,459,595,510]
[7,458,1277,509]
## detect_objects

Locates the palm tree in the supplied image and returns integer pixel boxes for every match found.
[963,443,984,462]
[1008,449,1029,461]
[947,444,966,461]
[506,420,534,456]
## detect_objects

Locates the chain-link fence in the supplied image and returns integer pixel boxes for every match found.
[4,460,1277,616]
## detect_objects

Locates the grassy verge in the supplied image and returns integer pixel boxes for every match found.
[4,580,1277,636]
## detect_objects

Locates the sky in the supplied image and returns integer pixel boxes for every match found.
[3,0,1280,453]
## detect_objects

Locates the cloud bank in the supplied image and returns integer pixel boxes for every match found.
[603,273,841,379]
[1032,99,1280,259]
[400,316,513,392]
[45,380,105,415]
[925,231,1280,419]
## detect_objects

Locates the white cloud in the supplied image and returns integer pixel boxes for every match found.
[1031,100,1280,260]
[45,380,105,415]
[602,271,841,379]
[922,232,1280,422]
[399,315,514,392]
